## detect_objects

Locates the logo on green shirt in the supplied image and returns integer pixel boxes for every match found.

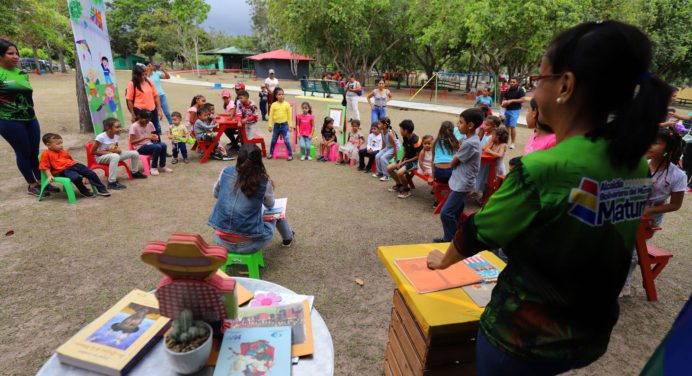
[568,177,651,226]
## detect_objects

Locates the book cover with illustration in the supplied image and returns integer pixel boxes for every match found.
[213,326,291,376]
[462,254,501,282]
[56,289,170,375]
[462,282,497,307]
[395,257,483,294]
[226,300,314,357]
[262,198,287,221]
[247,291,314,311]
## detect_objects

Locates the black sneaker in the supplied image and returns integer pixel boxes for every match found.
[281,231,295,248]
[432,237,446,243]
[78,189,95,198]
[95,186,111,197]
[28,186,47,197]
[44,184,61,193]
[132,171,147,179]
[108,181,127,190]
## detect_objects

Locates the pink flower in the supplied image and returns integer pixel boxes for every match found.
[249,292,282,307]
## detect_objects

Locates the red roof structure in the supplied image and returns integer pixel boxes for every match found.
[247,49,315,61]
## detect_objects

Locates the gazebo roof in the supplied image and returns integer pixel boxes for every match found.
[247,49,315,61]
[201,46,257,56]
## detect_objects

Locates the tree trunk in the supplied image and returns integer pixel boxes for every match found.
[57,46,67,73]
[194,34,200,77]
[75,58,94,134]
[44,43,54,74]
[31,44,41,73]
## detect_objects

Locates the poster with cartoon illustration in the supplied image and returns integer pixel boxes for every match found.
[67,0,124,134]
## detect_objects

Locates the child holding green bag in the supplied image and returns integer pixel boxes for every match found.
[168,111,190,164]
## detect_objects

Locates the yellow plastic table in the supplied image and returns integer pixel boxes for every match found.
[379,243,505,336]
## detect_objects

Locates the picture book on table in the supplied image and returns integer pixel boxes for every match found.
[462,254,501,282]
[213,326,292,376]
[462,282,497,307]
[56,289,170,376]
[394,256,483,294]
[226,300,314,357]
[247,291,315,311]
[262,198,287,221]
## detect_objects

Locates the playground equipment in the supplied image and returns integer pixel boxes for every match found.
[435,71,499,104]
[383,71,419,95]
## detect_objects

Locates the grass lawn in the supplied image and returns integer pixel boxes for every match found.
[0,72,689,376]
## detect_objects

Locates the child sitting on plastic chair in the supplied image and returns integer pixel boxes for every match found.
[338,119,364,165]
[92,118,147,190]
[386,120,423,198]
[358,125,382,172]
[418,134,434,179]
[194,106,233,161]
[317,117,337,162]
[39,133,110,198]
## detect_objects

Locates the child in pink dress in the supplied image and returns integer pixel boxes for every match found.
[296,102,315,160]
[523,98,556,155]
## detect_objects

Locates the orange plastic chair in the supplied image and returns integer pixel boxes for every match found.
[239,124,267,157]
[635,216,674,301]
[85,142,133,180]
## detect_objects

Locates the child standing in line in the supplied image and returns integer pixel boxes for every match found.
[318,117,337,161]
[338,119,363,165]
[130,110,172,175]
[523,98,556,155]
[267,87,293,160]
[259,87,269,121]
[92,117,147,190]
[386,119,423,198]
[235,90,260,142]
[168,111,190,164]
[194,107,233,161]
[187,94,206,132]
[373,117,399,180]
[39,133,110,197]
[477,127,508,202]
[479,115,500,148]
[359,125,382,172]
[418,135,434,177]
[297,102,315,160]
[434,108,483,242]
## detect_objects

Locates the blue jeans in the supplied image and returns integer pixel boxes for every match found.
[299,135,311,157]
[172,142,187,159]
[376,148,394,176]
[0,118,41,184]
[214,218,293,254]
[440,190,467,241]
[371,105,386,125]
[433,166,452,184]
[138,143,167,168]
[269,121,292,157]
[158,95,173,125]
[476,329,593,376]
[504,109,520,127]
[134,107,162,136]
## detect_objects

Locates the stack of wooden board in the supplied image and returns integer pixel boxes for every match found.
[384,289,477,376]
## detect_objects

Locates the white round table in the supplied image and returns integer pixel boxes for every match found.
[36,278,334,376]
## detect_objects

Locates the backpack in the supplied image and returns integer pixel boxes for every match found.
[126,79,154,112]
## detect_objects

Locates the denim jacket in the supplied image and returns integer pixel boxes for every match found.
[208,166,272,238]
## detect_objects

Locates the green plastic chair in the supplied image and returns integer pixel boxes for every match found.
[38,153,96,204]
[222,250,265,279]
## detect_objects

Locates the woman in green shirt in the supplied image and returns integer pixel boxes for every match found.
[0,39,53,196]
[427,22,673,375]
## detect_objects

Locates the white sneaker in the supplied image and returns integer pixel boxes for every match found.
[307,156,312,161]
[379,176,390,182]
[150,168,160,176]
[300,155,306,161]
[160,167,173,173]
[509,143,515,149]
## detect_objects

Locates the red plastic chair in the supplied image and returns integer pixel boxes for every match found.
[239,123,267,157]
[85,142,134,180]
[128,140,151,176]
[460,175,505,223]
[635,216,674,301]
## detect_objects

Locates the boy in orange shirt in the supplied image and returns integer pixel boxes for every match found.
[39,133,111,198]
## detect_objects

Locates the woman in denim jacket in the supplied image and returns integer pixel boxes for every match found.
[209,144,294,254]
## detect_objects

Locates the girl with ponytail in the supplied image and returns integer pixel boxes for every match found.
[643,127,686,226]
[209,144,295,255]
[426,21,673,375]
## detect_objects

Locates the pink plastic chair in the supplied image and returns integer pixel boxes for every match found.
[327,143,339,161]
[128,140,151,176]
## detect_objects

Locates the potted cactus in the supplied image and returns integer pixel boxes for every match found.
[163,309,213,374]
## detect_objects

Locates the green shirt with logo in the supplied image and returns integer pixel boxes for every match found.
[474,136,650,363]
[0,67,35,121]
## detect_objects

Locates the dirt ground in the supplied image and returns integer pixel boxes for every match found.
[0,73,689,376]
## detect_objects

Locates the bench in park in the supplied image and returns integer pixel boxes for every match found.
[300,79,345,97]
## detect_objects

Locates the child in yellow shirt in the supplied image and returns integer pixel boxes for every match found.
[267,87,293,160]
